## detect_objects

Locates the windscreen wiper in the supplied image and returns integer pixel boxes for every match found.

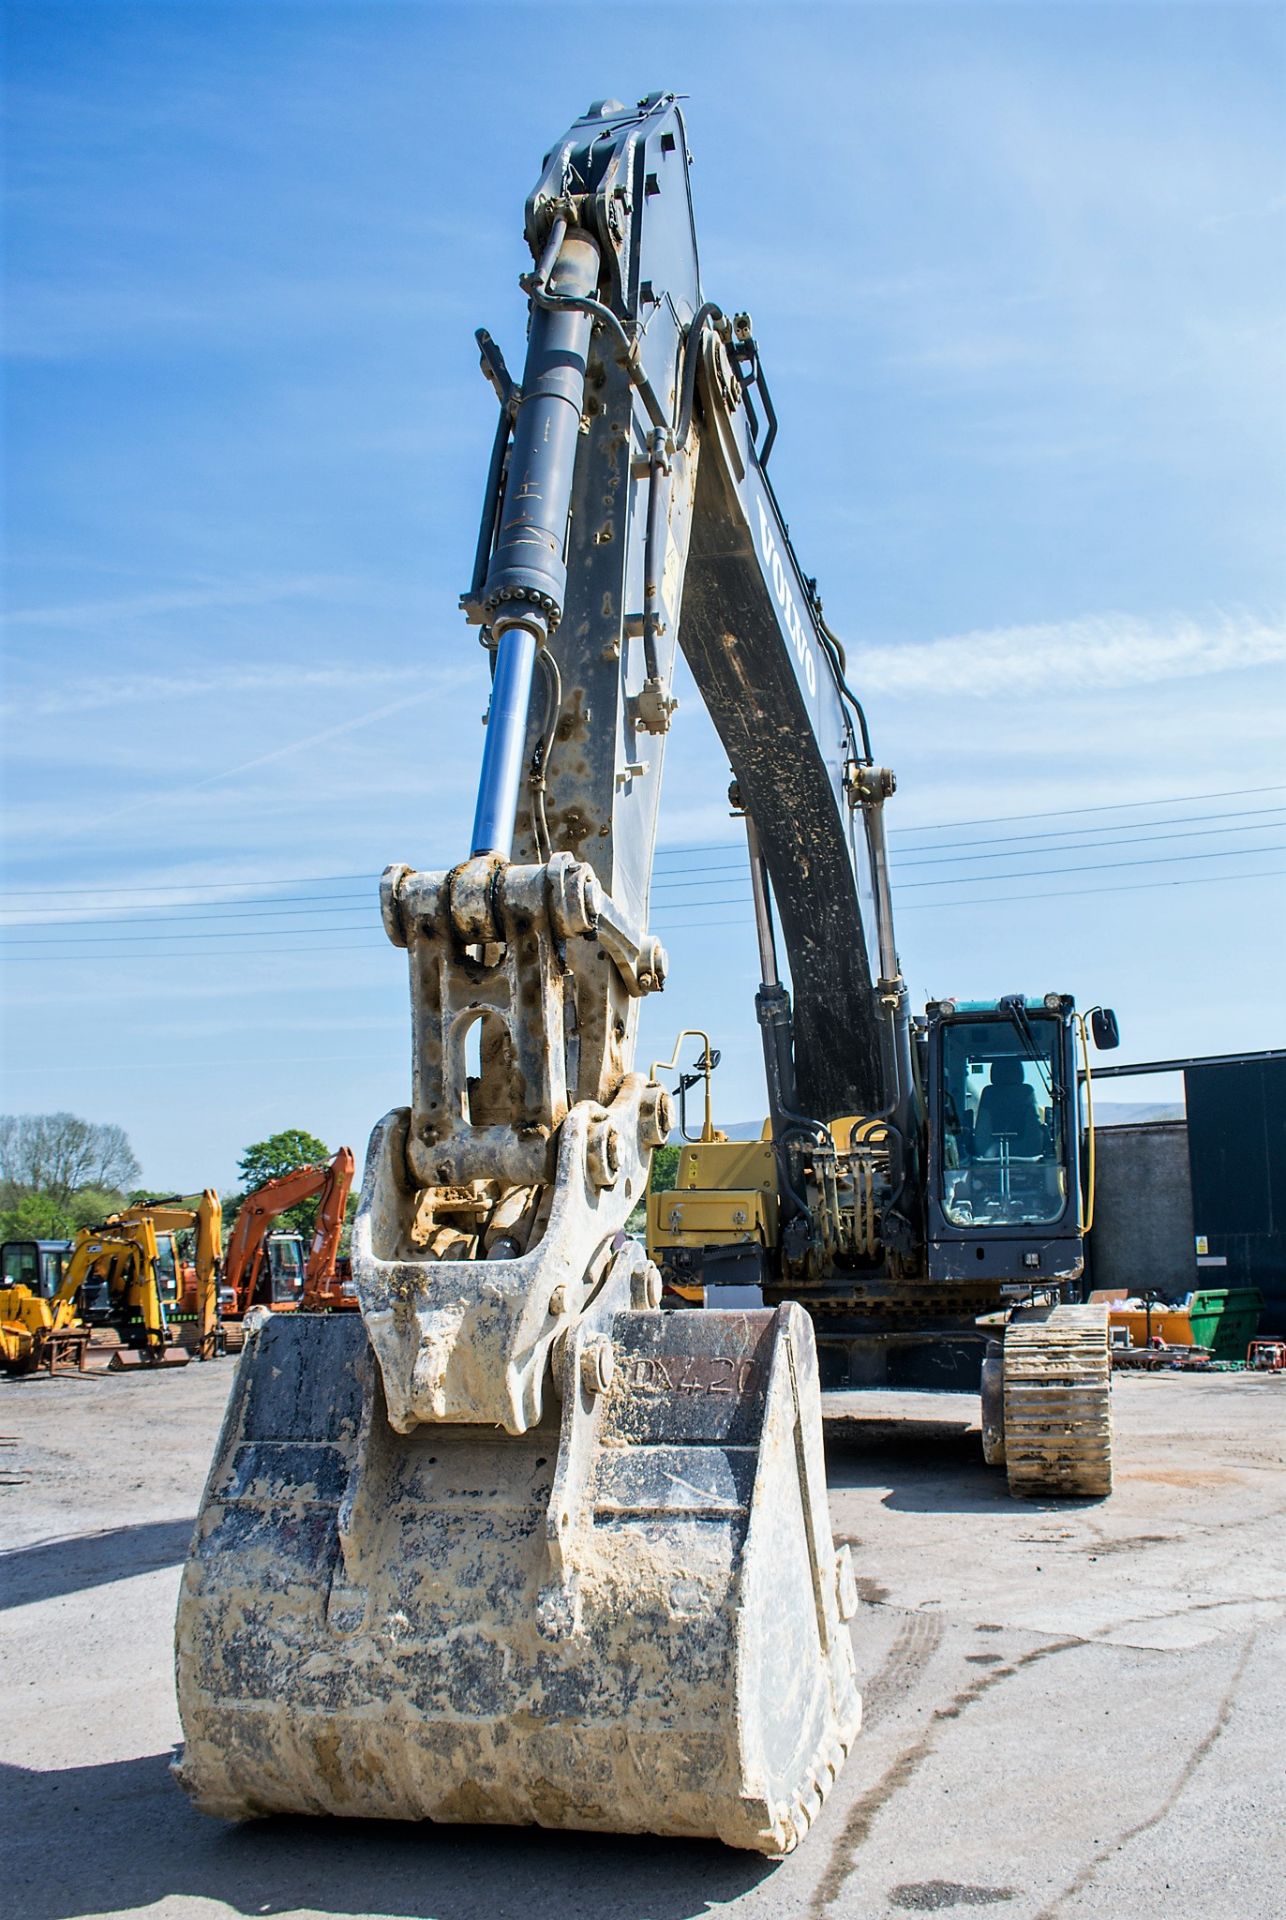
[998,994,1060,1104]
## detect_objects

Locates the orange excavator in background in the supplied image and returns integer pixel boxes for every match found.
[220,1148,356,1319]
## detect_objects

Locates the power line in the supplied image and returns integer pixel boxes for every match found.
[7,833,1266,944]
[897,839,1286,889]
[0,939,390,964]
[4,861,1278,966]
[0,896,375,933]
[6,785,1284,904]
[653,871,746,892]
[5,786,1286,929]
[654,863,1286,930]
[893,804,1286,859]
[894,816,1286,870]
[897,865,1286,910]
[0,871,379,900]
[0,846,735,900]
[653,896,750,914]
[886,781,1286,835]
[650,837,1286,911]
[4,804,1278,924]
[647,807,1286,890]
[0,920,378,949]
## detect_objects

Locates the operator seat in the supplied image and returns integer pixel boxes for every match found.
[975,1055,1041,1155]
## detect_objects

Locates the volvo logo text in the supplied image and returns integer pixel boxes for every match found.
[757,499,817,697]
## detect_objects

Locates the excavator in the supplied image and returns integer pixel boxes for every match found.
[176,95,1118,1856]
[217,1147,356,1322]
[99,1193,225,1365]
[0,1238,88,1374]
[0,1193,224,1371]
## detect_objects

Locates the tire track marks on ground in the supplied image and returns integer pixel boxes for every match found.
[811,1630,1083,1917]
[1031,1630,1257,1919]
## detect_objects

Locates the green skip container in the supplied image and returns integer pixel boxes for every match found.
[1186,1289,1263,1361]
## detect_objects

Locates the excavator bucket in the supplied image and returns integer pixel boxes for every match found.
[175,1302,861,1854]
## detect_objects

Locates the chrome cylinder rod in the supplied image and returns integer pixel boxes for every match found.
[745,813,780,986]
[471,621,541,858]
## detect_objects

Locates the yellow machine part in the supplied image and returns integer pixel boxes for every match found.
[60,1220,188,1363]
[647,1139,778,1247]
[648,1187,777,1245]
[0,1285,47,1371]
[0,1284,87,1375]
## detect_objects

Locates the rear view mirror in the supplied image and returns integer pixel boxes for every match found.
[1091,1007,1120,1051]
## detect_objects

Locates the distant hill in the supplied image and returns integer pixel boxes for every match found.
[1092,1101,1185,1126]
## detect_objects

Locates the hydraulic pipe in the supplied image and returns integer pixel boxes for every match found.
[470,226,601,858]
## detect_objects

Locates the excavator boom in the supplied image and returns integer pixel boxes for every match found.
[302,1146,356,1309]
[222,1151,352,1316]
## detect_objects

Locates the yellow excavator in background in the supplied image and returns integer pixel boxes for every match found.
[69,1192,223,1367]
[0,1239,89,1375]
[2,1195,223,1373]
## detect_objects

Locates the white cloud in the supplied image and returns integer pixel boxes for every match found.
[856,609,1286,698]
[3,661,417,720]
[3,575,347,630]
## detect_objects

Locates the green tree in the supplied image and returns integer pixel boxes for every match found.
[68,1186,131,1230]
[625,1143,681,1237]
[0,1189,72,1242]
[649,1144,681,1192]
[228,1129,333,1238]
[0,1112,142,1243]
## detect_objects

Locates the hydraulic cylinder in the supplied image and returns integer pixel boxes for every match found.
[470,228,600,858]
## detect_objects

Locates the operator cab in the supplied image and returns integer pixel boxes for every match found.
[264,1232,306,1307]
[0,1239,73,1300]
[941,1020,1067,1227]
[923,994,1117,1290]
[153,1232,180,1304]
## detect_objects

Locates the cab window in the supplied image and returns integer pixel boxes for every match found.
[268,1239,305,1302]
[2,1243,40,1289]
[153,1237,179,1299]
[39,1248,68,1297]
[940,1017,1067,1228]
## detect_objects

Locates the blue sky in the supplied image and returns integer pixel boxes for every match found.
[2,0,1284,1191]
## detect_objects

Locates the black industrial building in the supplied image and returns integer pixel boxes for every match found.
[1089,1048,1286,1335]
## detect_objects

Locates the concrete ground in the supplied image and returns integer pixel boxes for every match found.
[2,1360,1283,1920]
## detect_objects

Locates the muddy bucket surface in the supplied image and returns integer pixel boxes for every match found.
[176,1306,860,1854]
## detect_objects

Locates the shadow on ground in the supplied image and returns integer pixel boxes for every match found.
[2,1751,774,1920]
[0,1517,195,1609]
[823,1417,1102,1514]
